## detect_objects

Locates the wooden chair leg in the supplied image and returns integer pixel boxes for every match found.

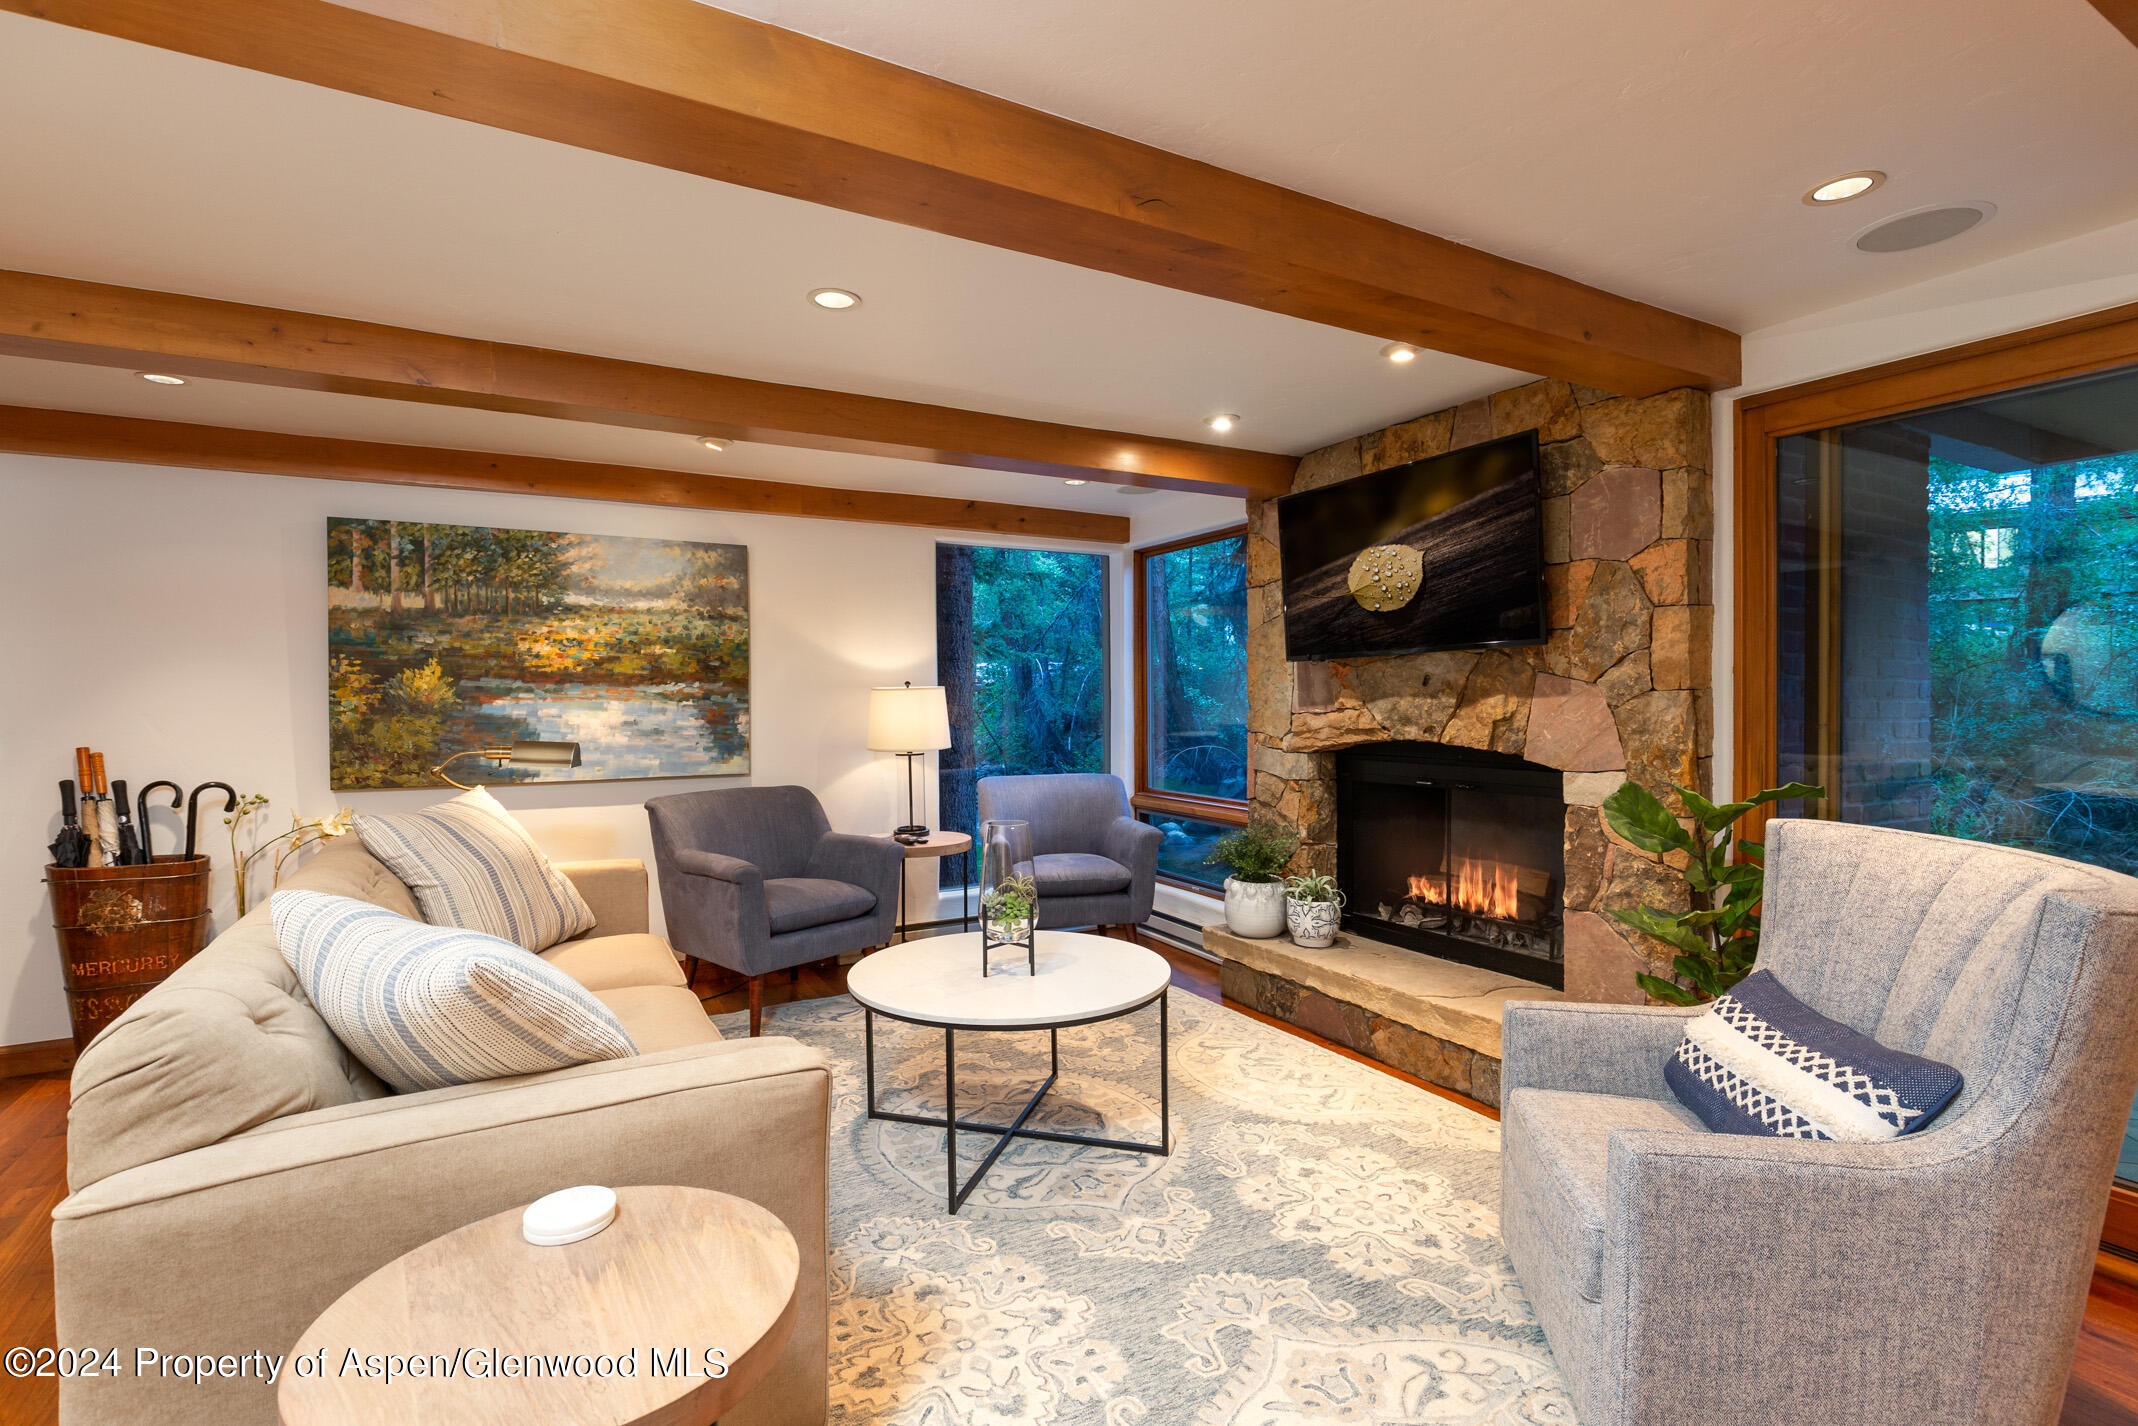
[747,974,764,1037]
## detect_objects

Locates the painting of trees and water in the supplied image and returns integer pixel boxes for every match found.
[327,519,748,788]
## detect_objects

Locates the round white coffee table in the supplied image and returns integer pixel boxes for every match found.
[845,930,1172,1213]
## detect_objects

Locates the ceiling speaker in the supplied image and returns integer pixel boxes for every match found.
[1855,202,1996,253]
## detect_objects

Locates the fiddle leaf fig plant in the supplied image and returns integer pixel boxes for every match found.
[1205,823,1299,883]
[1600,780,1823,1006]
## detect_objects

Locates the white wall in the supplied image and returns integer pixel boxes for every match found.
[1710,214,2138,795]
[0,454,1117,1044]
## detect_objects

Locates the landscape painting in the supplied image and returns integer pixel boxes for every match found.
[327,519,748,789]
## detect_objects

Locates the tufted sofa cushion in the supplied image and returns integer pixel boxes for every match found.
[66,837,401,1191]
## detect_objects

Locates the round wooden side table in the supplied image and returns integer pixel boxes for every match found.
[278,1185,799,1426]
[874,829,974,940]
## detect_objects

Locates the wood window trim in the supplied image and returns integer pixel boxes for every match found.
[1130,790,1252,826]
[1134,524,1251,820]
[1732,297,2138,803]
[1731,300,2138,1252]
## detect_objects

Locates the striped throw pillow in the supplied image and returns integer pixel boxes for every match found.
[273,890,636,1092]
[1666,970,1963,1140]
[355,787,595,953]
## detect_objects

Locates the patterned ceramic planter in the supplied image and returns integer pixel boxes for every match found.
[1223,877,1287,939]
[1286,897,1340,948]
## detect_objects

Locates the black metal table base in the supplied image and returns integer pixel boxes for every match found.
[862,989,1170,1214]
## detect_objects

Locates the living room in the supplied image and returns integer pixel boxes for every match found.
[4,2,2138,1424]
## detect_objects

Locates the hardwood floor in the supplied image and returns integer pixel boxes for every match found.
[2,937,2132,1425]
[0,1072,68,1426]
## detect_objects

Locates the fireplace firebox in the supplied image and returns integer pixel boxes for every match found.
[1334,742,1565,987]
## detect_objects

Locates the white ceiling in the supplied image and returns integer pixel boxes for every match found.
[0,12,1520,468]
[715,0,2138,333]
[2,1,2136,515]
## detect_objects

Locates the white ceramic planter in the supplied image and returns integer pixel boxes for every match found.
[1286,897,1340,948]
[1223,877,1288,939]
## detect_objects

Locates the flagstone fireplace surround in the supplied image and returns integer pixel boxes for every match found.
[1207,378,1715,1103]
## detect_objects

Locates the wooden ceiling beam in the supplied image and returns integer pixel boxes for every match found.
[0,405,1133,543]
[2088,0,2138,47]
[2,0,1741,396]
[0,271,1292,498]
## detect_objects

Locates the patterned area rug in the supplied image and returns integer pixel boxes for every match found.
[713,991,1573,1425]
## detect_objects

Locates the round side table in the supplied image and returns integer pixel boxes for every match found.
[278,1185,799,1426]
[873,830,974,940]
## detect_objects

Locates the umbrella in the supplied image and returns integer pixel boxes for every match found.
[185,782,239,860]
[48,779,89,868]
[75,747,105,868]
[89,753,119,867]
[110,780,144,867]
[136,780,182,862]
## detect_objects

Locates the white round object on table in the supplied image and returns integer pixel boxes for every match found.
[521,1185,618,1246]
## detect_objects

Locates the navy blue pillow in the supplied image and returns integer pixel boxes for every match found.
[1665,970,1963,1140]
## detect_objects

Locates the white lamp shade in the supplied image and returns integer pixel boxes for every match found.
[867,684,952,752]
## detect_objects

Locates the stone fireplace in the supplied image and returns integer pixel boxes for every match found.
[1207,378,1714,1104]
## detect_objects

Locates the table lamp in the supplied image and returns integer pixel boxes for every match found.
[867,682,951,841]
[431,740,582,789]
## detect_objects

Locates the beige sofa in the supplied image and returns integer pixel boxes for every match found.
[54,837,829,1426]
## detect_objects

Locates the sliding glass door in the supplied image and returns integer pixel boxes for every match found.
[1763,358,2138,1223]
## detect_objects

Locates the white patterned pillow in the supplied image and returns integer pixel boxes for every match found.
[1666,970,1962,1140]
[273,890,636,1092]
[355,786,595,952]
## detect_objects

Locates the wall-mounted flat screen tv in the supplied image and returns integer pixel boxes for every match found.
[1277,430,1545,660]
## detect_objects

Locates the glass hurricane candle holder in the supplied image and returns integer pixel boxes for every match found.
[978,818,1036,976]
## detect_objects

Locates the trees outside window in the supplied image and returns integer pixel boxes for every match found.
[1135,529,1249,891]
[935,545,1109,883]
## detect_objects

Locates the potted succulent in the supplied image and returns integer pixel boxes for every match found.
[1283,872,1345,948]
[1205,822,1299,939]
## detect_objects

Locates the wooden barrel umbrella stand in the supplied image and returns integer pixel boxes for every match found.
[46,856,213,1049]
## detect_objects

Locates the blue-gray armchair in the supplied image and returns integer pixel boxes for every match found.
[1500,819,2138,1426]
[974,773,1163,935]
[647,786,901,1035]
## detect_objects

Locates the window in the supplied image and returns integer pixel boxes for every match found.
[1135,528,1249,890]
[935,544,1110,883]
[1739,319,2138,1241]
[1958,526,2016,569]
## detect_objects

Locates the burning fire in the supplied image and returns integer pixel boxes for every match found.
[1406,858,1521,921]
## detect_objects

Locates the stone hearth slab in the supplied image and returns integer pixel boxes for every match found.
[1203,924,1562,1060]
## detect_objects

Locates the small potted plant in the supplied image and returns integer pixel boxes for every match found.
[1205,822,1299,939]
[1283,872,1345,948]
[981,873,1038,974]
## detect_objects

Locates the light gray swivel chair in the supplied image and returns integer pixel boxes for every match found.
[1499,819,2138,1426]
[647,786,901,1035]
[974,773,1164,935]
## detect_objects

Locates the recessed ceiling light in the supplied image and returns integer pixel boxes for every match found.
[1114,484,1157,497]
[1379,342,1420,365]
[808,287,861,310]
[1062,478,1088,486]
[1803,171,1886,205]
[696,436,727,451]
[1206,413,1239,433]
[137,372,187,385]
